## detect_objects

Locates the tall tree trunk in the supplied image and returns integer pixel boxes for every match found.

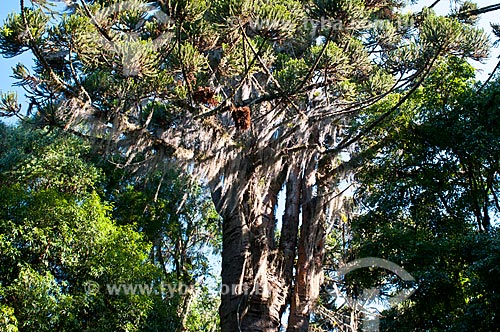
[216,138,326,331]
[278,165,301,311]
[217,155,327,331]
[219,174,290,332]
[287,156,325,332]
[219,210,250,331]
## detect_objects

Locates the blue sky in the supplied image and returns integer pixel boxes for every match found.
[411,0,500,81]
[0,0,32,125]
[0,0,499,126]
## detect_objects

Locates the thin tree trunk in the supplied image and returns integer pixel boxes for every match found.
[278,164,301,311]
[287,156,325,332]
[179,284,195,331]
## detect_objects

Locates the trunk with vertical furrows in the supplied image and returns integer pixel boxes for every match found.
[287,157,326,332]
[278,165,301,307]
[219,172,294,332]
[217,150,326,331]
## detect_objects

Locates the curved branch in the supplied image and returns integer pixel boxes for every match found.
[20,0,79,99]
[450,3,500,17]
[325,47,442,155]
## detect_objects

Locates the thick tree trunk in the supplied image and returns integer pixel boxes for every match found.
[216,136,326,332]
[217,157,327,332]
[219,210,251,331]
[219,175,290,332]
[216,78,304,332]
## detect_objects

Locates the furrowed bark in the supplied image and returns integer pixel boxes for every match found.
[278,165,301,308]
[239,177,282,331]
[219,173,288,332]
[287,156,325,332]
[219,209,249,332]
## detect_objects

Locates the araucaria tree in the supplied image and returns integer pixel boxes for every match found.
[0,0,495,331]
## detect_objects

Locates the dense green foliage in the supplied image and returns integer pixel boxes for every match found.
[315,60,500,331]
[0,125,220,331]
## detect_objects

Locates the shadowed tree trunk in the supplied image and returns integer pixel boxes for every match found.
[287,153,326,332]
[217,162,292,332]
[278,164,302,309]
[215,147,327,332]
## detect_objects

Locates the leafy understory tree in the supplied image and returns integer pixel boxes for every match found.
[0,0,498,331]
[315,58,500,331]
[0,124,221,331]
[0,124,162,331]
[105,163,222,331]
